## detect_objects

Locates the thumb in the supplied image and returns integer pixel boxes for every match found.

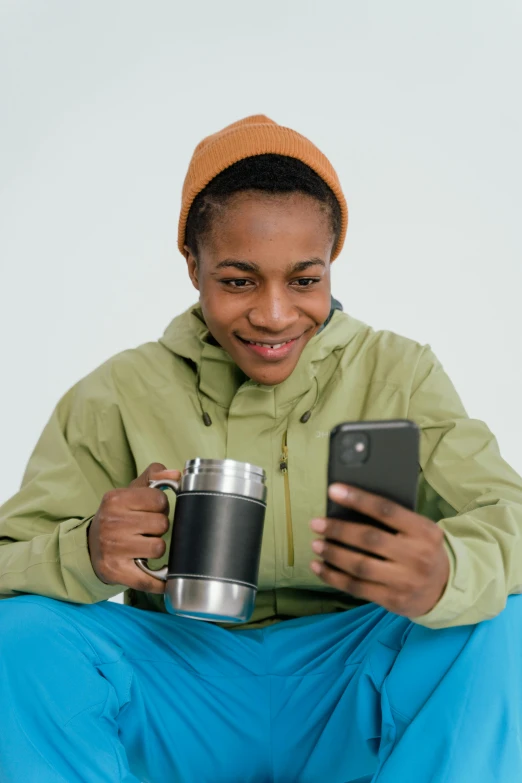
[130,462,182,489]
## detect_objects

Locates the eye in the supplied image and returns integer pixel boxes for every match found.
[220,278,254,288]
[292,277,320,287]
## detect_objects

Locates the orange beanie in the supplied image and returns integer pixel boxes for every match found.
[178,114,348,261]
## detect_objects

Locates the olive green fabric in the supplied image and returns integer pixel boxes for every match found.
[2,304,522,630]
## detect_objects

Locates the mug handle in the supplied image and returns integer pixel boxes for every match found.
[134,478,180,582]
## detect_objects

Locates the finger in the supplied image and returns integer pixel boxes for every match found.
[328,483,429,535]
[131,463,167,488]
[310,560,390,606]
[131,463,181,489]
[137,511,170,537]
[135,534,167,561]
[311,538,406,585]
[109,487,169,516]
[120,562,167,595]
[104,512,170,543]
[311,517,404,561]
[103,528,167,558]
[149,468,182,484]
[94,550,168,595]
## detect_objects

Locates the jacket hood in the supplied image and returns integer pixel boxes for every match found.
[158,302,367,420]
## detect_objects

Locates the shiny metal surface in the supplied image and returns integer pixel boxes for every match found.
[164,577,256,623]
[149,477,181,492]
[135,560,168,581]
[181,458,267,503]
[185,458,265,478]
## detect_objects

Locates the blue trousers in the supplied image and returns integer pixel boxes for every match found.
[0,595,521,782]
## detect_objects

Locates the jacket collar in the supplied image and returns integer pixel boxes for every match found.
[158,303,364,417]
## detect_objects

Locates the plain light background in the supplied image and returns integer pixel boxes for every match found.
[1,0,521,506]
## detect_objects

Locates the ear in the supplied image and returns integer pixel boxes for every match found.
[184,245,200,291]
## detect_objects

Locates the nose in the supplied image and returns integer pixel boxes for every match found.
[247,285,299,333]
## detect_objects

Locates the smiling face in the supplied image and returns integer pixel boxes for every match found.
[184,190,335,385]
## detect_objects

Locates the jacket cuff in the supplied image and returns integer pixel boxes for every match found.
[409,530,470,629]
[60,517,127,603]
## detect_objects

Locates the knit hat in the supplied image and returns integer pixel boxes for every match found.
[178,114,348,261]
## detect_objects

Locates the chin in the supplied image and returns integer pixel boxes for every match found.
[247,361,296,386]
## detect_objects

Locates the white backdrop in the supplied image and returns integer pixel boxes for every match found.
[1,0,521,504]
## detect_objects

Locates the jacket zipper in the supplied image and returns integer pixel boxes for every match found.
[280,431,294,567]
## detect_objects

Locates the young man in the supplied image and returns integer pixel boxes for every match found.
[1,115,522,782]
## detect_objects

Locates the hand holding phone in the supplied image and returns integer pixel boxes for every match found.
[309,419,450,618]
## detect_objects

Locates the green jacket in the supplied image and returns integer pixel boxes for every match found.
[2,305,522,630]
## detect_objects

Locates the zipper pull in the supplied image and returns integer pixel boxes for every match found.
[280,433,294,567]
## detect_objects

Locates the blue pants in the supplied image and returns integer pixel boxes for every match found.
[0,595,521,783]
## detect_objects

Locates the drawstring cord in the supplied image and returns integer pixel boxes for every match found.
[196,364,213,426]
[299,374,320,424]
[301,348,345,423]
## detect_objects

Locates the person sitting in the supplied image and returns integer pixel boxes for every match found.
[1,114,522,783]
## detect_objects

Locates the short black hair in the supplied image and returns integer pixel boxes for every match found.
[184,153,342,258]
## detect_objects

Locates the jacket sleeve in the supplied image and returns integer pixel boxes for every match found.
[0,381,133,603]
[407,347,522,628]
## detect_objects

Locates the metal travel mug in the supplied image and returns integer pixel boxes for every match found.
[135,458,267,623]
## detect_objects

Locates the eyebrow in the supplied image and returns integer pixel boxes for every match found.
[213,258,326,274]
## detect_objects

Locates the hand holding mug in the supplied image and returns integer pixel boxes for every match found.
[88,463,181,594]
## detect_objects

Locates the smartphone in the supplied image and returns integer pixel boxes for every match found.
[327,419,420,539]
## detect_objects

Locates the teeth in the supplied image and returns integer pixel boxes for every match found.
[248,340,290,349]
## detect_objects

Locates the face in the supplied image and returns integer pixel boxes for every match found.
[184,191,334,385]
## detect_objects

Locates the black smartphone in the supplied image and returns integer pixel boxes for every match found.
[327,419,420,539]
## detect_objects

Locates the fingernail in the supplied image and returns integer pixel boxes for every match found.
[310,560,322,574]
[311,539,325,554]
[310,518,327,533]
[329,483,352,500]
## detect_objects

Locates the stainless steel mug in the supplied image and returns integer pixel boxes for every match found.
[135,458,267,623]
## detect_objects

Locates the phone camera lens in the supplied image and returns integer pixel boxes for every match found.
[340,432,370,465]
